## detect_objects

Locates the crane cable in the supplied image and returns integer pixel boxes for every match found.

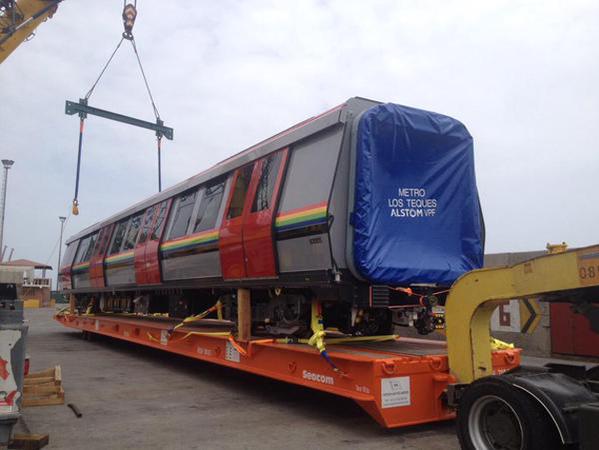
[71,0,164,215]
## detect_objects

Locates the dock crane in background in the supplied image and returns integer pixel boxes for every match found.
[0,0,61,64]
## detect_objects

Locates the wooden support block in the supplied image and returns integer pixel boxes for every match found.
[22,366,64,407]
[23,383,61,395]
[237,288,251,342]
[23,377,56,386]
[22,388,64,407]
[9,433,49,450]
[24,368,54,379]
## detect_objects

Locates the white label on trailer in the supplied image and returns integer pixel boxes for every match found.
[196,346,215,357]
[94,320,99,331]
[225,341,240,363]
[160,330,169,346]
[381,376,411,408]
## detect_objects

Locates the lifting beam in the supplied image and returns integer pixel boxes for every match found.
[445,244,599,384]
[65,99,174,140]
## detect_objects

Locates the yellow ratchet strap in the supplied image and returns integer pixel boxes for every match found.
[321,334,398,345]
[147,332,161,343]
[172,300,223,332]
[308,330,326,353]
[308,300,326,353]
[490,337,515,350]
[227,335,248,356]
[169,330,231,344]
[55,306,71,317]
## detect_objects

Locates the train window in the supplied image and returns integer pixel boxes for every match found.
[74,237,90,264]
[227,164,254,219]
[76,236,89,262]
[61,242,78,268]
[278,128,341,212]
[252,151,283,212]
[74,232,97,264]
[91,229,104,257]
[92,226,112,258]
[150,201,169,241]
[138,205,157,244]
[193,179,225,233]
[122,213,144,250]
[84,233,97,261]
[168,190,197,240]
[108,219,129,255]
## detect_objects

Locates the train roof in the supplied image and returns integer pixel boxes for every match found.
[66,96,380,244]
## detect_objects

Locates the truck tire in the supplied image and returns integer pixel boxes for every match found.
[456,377,562,450]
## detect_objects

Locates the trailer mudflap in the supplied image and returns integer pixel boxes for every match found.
[579,402,599,450]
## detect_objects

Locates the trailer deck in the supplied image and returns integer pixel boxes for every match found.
[54,312,520,428]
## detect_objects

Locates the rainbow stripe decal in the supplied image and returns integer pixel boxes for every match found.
[71,261,90,273]
[160,229,219,256]
[105,250,135,268]
[275,202,328,233]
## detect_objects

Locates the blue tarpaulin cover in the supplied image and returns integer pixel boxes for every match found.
[353,103,484,286]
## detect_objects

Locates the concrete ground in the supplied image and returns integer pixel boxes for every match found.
[18,308,459,450]
[17,308,598,449]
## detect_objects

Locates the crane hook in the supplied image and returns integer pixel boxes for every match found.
[122,3,137,40]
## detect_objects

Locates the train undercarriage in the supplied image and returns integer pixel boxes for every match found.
[69,284,449,338]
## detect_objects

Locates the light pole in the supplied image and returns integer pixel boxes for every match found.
[0,159,14,258]
[56,216,67,290]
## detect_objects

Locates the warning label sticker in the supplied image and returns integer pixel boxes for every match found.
[160,330,169,346]
[225,341,240,363]
[381,376,411,408]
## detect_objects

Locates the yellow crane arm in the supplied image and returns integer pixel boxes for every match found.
[0,0,61,64]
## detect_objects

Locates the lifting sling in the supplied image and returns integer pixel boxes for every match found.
[67,1,173,215]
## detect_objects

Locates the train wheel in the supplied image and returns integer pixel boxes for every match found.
[456,377,562,450]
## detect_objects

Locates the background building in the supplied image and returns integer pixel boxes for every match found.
[0,259,52,307]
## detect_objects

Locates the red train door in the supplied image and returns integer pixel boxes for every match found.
[144,199,171,284]
[134,200,171,285]
[219,148,288,280]
[89,224,114,288]
[243,149,288,277]
[220,163,257,279]
[135,205,158,285]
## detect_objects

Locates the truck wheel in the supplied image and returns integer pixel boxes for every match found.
[457,377,562,450]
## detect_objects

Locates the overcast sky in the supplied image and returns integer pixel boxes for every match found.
[0,0,597,270]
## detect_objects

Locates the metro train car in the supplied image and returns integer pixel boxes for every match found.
[59,97,484,336]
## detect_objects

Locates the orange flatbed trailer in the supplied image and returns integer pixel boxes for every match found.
[54,313,520,428]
